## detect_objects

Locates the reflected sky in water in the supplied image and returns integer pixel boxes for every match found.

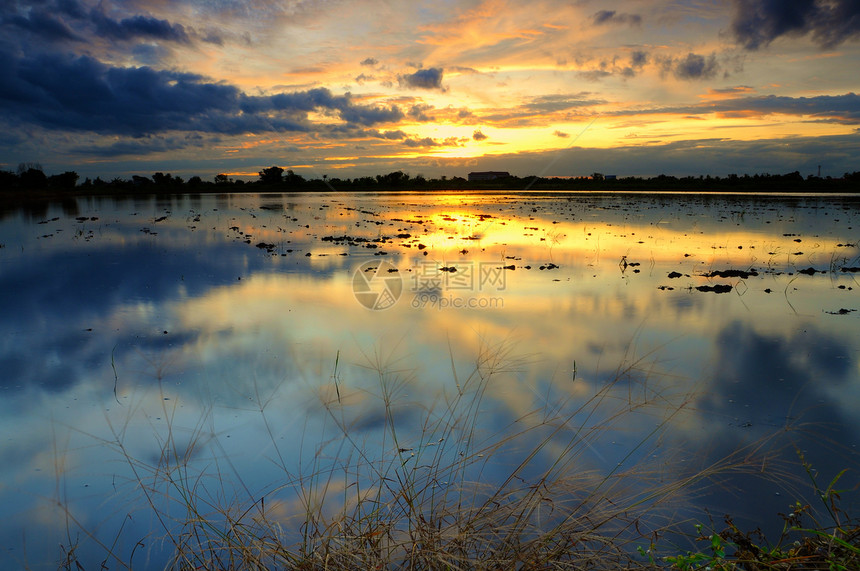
[1,192,858,568]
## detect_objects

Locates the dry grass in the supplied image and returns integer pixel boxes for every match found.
[52,340,853,570]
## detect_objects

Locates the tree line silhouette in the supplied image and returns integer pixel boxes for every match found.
[2,163,858,194]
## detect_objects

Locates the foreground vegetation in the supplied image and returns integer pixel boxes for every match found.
[3,162,860,198]
[52,342,860,570]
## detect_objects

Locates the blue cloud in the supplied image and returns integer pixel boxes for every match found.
[593,10,642,26]
[631,50,648,67]
[6,7,82,42]
[623,92,860,125]
[90,11,190,43]
[0,48,403,136]
[673,52,719,80]
[2,1,191,46]
[732,0,860,49]
[400,67,444,90]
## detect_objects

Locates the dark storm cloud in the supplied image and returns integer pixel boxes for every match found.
[631,50,648,67]
[361,57,378,66]
[592,10,642,26]
[462,132,860,178]
[593,10,615,24]
[241,88,403,126]
[365,129,408,140]
[403,136,438,147]
[400,67,445,90]
[0,50,238,134]
[0,49,404,136]
[669,52,720,79]
[240,88,350,114]
[90,10,190,43]
[2,1,191,45]
[5,6,82,41]
[408,103,435,121]
[340,102,404,125]
[712,92,860,124]
[731,0,860,49]
[55,0,86,19]
[619,92,860,125]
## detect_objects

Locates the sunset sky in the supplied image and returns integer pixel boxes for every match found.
[1,0,859,181]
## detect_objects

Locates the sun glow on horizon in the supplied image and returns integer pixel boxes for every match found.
[1,0,857,180]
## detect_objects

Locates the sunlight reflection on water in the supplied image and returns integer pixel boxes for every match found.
[0,191,858,568]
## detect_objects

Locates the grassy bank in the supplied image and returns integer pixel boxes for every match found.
[55,343,859,570]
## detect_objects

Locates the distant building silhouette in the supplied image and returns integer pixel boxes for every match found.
[468,171,510,181]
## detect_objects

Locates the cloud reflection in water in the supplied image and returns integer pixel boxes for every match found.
[0,191,858,568]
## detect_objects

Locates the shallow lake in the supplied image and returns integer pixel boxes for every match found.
[1,191,859,568]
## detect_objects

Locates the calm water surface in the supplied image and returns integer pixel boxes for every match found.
[1,191,858,568]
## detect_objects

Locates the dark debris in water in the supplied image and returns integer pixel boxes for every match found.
[704,269,758,279]
[797,267,825,275]
[826,308,856,315]
[696,284,733,293]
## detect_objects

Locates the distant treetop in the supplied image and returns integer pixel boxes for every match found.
[1,166,858,194]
